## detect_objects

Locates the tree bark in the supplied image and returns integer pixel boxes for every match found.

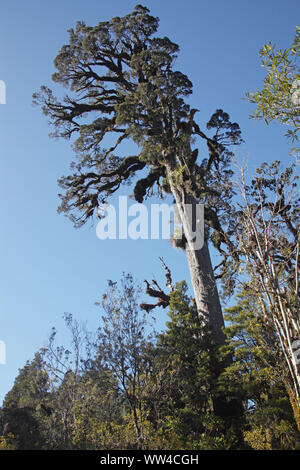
[167,167,244,426]
[169,176,226,346]
[185,241,226,345]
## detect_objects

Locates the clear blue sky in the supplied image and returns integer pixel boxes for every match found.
[0,0,298,404]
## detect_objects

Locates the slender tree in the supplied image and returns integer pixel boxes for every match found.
[234,161,300,429]
[223,288,300,449]
[96,274,156,449]
[33,5,242,346]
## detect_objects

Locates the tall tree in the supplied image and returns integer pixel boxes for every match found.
[96,274,156,449]
[33,4,242,347]
[3,352,50,410]
[233,161,300,429]
[0,352,51,449]
[154,281,237,449]
[223,288,300,449]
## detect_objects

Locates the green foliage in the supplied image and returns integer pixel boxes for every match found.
[0,406,46,450]
[2,278,299,450]
[244,409,300,450]
[0,434,17,450]
[151,282,241,449]
[246,27,300,155]
[222,288,300,449]
[0,352,51,449]
[223,291,283,396]
[3,352,50,410]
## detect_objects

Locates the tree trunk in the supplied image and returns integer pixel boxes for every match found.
[168,172,244,426]
[185,241,226,345]
[169,178,225,346]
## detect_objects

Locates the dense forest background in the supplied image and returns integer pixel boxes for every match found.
[0,275,299,450]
